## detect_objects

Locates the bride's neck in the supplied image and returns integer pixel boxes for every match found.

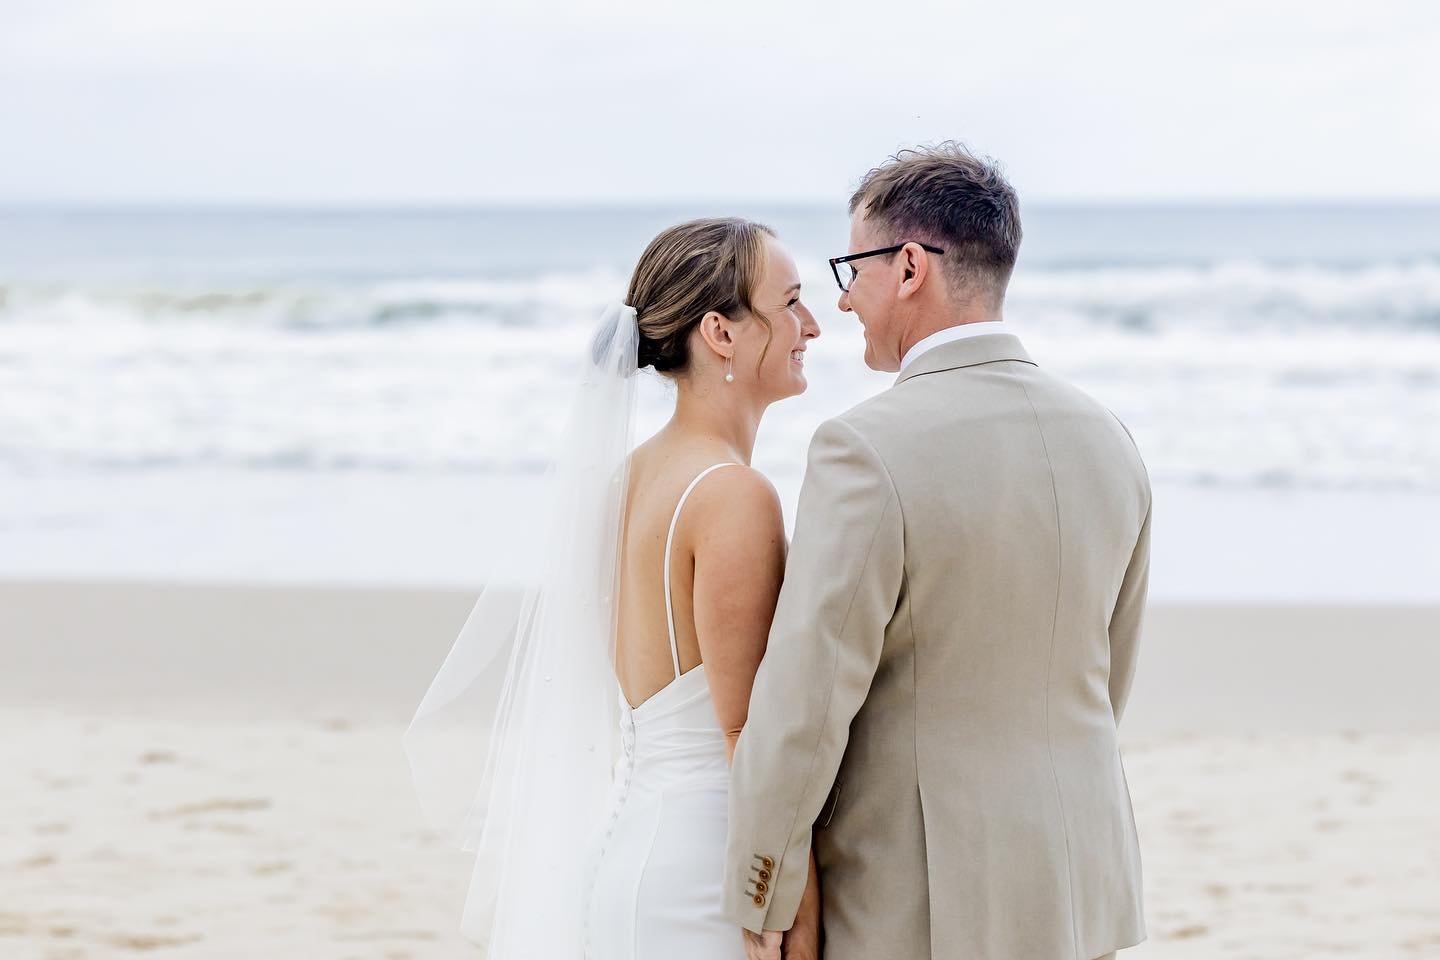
[668,383,765,464]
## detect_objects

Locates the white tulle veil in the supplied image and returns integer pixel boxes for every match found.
[403,303,639,954]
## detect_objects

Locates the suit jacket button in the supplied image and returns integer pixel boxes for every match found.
[755,880,768,893]
[753,894,766,907]
[758,869,771,881]
[761,856,775,870]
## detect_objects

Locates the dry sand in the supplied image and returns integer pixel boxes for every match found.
[3,581,1438,959]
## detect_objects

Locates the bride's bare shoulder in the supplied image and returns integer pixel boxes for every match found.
[626,436,781,540]
[686,464,784,541]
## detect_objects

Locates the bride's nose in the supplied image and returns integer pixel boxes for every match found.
[801,306,821,340]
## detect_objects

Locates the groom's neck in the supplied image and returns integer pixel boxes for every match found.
[899,302,1005,359]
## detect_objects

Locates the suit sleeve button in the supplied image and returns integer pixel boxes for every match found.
[753,894,766,907]
[761,856,775,870]
[757,868,771,881]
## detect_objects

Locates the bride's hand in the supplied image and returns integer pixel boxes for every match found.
[783,847,822,959]
[782,920,820,960]
[742,928,782,960]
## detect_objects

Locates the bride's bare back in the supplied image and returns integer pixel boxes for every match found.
[613,433,786,745]
[587,217,823,959]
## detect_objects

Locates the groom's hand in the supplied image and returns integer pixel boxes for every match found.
[742,928,782,960]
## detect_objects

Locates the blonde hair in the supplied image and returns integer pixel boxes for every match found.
[627,217,776,376]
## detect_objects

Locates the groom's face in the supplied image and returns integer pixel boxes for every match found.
[840,211,904,373]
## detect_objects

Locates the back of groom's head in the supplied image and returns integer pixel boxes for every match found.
[850,142,1022,311]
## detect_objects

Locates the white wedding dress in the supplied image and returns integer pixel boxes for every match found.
[583,462,746,960]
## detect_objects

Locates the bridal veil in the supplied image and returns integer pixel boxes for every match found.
[403,304,640,954]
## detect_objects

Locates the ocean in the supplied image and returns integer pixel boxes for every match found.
[2,205,1438,600]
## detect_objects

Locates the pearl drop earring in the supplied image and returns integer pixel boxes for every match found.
[724,357,734,383]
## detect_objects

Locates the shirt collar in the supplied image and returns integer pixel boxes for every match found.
[899,321,1011,373]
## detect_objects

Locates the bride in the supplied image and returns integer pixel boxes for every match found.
[405,218,822,959]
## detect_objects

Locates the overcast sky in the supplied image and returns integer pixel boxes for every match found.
[2,0,1436,205]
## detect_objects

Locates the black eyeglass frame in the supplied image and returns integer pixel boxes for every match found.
[828,241,945,292]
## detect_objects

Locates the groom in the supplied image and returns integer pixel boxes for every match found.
[724,143,1151,960]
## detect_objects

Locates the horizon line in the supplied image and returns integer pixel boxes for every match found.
[4,196,1440,213]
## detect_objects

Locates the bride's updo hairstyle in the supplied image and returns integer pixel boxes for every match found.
[627,217,776,376]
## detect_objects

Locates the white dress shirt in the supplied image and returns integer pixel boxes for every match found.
[899,321,1011,373]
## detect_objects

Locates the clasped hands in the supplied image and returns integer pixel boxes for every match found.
[743,922,818,960]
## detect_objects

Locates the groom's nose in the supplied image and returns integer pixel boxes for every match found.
[837,289,852,313]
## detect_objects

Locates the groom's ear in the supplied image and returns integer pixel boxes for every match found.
[698,310,735,357]
[897,242,930,300]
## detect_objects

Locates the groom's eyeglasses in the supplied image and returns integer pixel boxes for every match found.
[828,241,945,292]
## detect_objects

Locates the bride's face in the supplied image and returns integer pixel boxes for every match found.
[736,236,820,402]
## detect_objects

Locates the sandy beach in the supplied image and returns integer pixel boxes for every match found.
[4,580,1439,959]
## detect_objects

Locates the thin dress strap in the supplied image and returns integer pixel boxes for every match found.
[662,462,740,679]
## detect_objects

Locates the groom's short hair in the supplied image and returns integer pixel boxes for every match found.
[849,142,1022,309]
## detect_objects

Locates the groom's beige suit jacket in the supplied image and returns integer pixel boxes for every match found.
[724,333,1150,960]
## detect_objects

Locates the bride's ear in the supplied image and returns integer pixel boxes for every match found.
[697,310,735,359]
